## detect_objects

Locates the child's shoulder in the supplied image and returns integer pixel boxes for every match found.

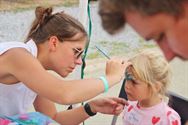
[165,104,181,124]
[165,104,180,117]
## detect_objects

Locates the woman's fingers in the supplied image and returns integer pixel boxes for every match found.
[110,97,129,106]
[113,104,124,115]
[105,58,132,85]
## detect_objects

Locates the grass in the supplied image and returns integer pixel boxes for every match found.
[86,40,157,59]
[87,52,101,59]
[0,0,79,12]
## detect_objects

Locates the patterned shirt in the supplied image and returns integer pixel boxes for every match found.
[123,101,181,125]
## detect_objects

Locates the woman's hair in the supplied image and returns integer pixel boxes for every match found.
[25,6,87,43]
[99,0,187,34]
[129,49,171,96]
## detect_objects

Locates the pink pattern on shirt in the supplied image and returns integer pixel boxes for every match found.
[122,101,181,125]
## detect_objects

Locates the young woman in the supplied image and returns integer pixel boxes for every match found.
[0,6,129,124]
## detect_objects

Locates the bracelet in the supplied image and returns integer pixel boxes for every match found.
[99,76,109,93]
[84,103,97,116]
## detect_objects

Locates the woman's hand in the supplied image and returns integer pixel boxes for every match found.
[106,58,131,85]
[88,97,128,115]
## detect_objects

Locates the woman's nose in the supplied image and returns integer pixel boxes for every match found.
[156,40,175,61]
[75,56,83,65]
[162,48,176,61]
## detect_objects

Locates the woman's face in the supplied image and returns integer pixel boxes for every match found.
[125,10,188,61]
[48,34,87,77]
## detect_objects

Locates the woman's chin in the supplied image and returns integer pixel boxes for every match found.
[59,72,69,78]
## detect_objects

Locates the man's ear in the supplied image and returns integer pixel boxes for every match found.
[48,36,59,51]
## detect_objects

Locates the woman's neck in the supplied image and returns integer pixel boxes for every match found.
[37,43,51,70]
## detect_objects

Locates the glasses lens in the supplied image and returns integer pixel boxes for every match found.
[73,48,84,59]
[77,51,84,59]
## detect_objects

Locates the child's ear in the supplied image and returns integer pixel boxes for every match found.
[154,82,162,93]
[48,36,59,51]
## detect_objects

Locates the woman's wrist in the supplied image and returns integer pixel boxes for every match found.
[99,76,109,93]
[84,102,97,116]
[106,75,121,86]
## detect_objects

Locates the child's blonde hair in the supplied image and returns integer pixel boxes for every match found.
[129,49,171,96]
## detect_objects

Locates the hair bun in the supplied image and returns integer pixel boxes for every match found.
[35,6,53,25]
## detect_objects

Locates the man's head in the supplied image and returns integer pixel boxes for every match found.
[99,0,188,61]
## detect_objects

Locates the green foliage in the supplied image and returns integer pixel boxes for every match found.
[86,52,101,59]
[87,40,157,60]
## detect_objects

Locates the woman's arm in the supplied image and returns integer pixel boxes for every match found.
[34,95,89,125]
[35,98,127,125]
[33,95,57,119]
[5,48,129,104]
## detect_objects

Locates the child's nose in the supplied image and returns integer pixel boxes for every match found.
[125,81,131,89]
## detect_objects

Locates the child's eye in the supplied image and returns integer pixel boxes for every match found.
[131,79,138,85]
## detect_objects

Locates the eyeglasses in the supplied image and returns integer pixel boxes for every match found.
[72,48,84,59]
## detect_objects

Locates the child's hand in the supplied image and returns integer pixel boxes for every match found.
[88,97,128,115]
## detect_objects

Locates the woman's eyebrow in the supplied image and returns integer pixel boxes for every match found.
[143,30,158,41]
[145,37,152,41]
[145,34,155,41]
[74,47,83,51]
[145,31,162,41]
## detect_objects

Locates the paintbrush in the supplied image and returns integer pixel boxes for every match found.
[95,45,110,59]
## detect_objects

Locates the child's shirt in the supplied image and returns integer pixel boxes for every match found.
[122,101,181,125]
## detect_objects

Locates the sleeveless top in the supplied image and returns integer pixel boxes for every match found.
[0,40,37,116]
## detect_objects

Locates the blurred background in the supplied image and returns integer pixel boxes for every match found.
[0,0,187,124]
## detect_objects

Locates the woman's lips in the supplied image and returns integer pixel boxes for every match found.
[68,67,75,72]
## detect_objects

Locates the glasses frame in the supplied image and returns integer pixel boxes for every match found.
[72,48,84,59]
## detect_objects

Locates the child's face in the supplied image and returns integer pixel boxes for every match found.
[124,66,151,102]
